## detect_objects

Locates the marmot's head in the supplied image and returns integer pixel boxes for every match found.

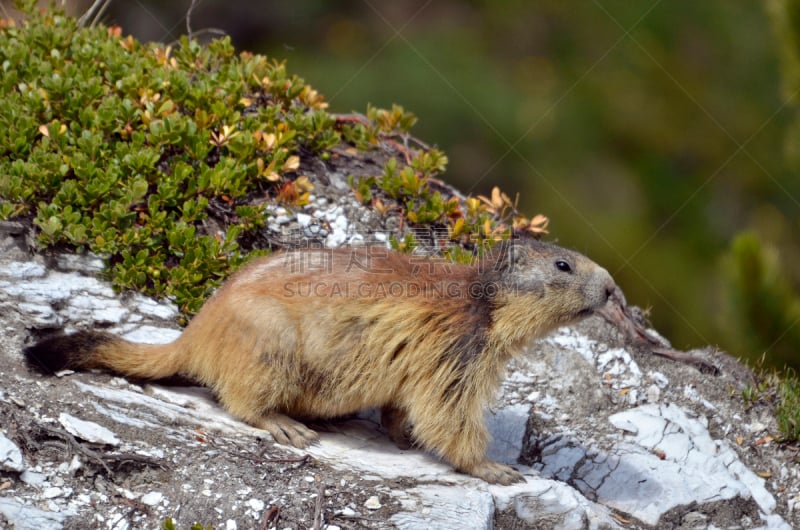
[484,239,615,327]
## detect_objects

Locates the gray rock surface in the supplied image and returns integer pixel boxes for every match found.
[0,227,798,529]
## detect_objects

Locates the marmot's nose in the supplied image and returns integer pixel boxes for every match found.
[597,268,616,302]
[605,281,616,301]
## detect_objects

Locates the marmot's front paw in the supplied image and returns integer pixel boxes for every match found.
[463,460,525,485]
[260,413,319,448]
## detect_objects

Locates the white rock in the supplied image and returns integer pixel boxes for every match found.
[20,470,47,486]
[89,304,129,324]
[748,421,768,433]
[43,486,63,499]
[605,404,779,525]
[118,488,137,500]
[645,384,661,403]
[391,486,493,529]
[67,455,83,473]
[325,229,348,248]
[58,413,120,446]
[485,404,529,464]
[296,213,312,226]
[0,432,24,472]
[55,253,105,273]
[339,507,357,517]
[333,215,348,231]
[17,302,59,326]
[4,261,46,278]
[247,498,265,512]
[121,326,181,344]
[0,497,68,530]
[364,496,381,510]
[648,370,669,388]
[225,520,237,530]
[323,206,343,222]
[140,491,163,506]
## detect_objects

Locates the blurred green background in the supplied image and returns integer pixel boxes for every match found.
[62,0,800,368]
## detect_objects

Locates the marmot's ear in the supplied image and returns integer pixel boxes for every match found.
[485,240,524,273]
[492,239,532,272]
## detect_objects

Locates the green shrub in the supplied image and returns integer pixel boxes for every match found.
[0,2,340,314]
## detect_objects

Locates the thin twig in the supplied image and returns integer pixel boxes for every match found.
[90,0,113,28]
[33,423,167,475]
[597,286,720,374]
[186,0,199,39]
[261,505,280,530]
[312,475,324,530]
[36,423,112,475]
[78,0,110,28]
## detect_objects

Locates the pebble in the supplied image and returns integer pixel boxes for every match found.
[296,213,312,227]
[0,432,24,472]
[748,421,768,433]
[364,495,382,510]
[339,507,357,517]
[140,491,163,506]
[20,470,47,486]
[247,498,265,512]
[43,487,63,499]
[58,413,120,446]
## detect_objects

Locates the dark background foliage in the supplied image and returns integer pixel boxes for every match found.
[31,0,800,368]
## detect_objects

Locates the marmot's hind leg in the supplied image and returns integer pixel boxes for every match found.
[381,404,414,450]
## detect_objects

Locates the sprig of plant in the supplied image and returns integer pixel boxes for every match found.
[777,371,800,441]
[740,356,800,442]
[339,104,418,149]
[162,518,211,530]
[350,146,549,262]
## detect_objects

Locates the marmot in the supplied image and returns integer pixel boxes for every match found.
[24,239,615,484]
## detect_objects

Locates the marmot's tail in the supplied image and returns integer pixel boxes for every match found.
[23,330,182,380]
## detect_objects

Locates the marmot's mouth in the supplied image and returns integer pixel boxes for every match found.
[560,307,595,324]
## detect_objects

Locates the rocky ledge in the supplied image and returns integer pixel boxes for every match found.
[0,227,797,529]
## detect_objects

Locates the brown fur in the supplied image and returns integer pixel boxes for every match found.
[24,239,615,484]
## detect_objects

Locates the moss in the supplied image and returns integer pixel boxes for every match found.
[0,3,546,314]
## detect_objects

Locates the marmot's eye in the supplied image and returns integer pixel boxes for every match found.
[555,260,572,273]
